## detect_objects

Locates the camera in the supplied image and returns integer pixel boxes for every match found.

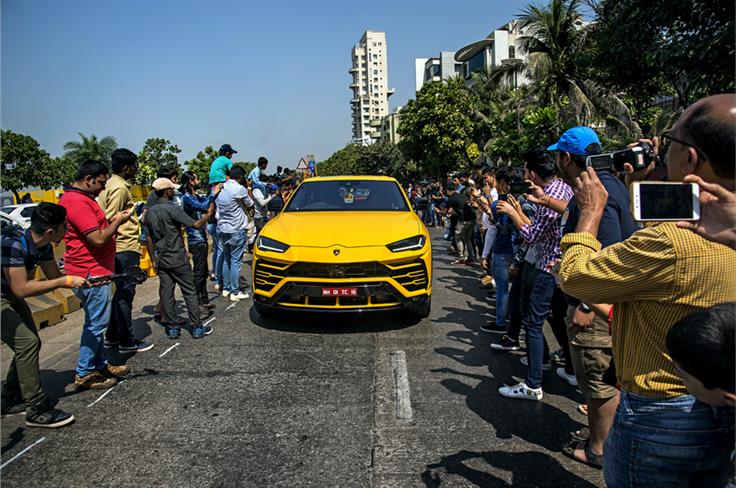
[585,142,658,172]
[508,181,532,195]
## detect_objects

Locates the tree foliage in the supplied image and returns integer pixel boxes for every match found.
[185,145,219,187]
[0,130,70,201]
[62,132,118,167]
[135,137,182,185]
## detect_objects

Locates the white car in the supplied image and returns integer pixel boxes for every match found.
[1,203,38,229]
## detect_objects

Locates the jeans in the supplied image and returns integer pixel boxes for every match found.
[106,251,140,347]
[522,270,556,389]
[491,253,512,327]
[74,283,113,377]
[189,242,210,306]
[604,390,734,487]
[219,229,246,293]
[207,223,221,281]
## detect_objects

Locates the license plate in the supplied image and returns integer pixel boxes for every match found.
[321,287,358,297]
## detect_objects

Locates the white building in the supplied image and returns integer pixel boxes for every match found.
[454,20,529,88]
[349,31,396,145]
[414,52,463,93]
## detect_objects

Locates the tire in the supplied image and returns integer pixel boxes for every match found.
[253,301,275,318]
[406,295,431,319]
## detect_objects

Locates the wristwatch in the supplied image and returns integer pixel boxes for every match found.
[579,303,592,313]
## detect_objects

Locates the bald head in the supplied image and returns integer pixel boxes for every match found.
[678,94,736,180]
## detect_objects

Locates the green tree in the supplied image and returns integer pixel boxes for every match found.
[0,130,72,202]
[185,145,218,187]
[317,143,363,176]
[62,132,118,167]
[135,138,182,185]
[398,78,479,178]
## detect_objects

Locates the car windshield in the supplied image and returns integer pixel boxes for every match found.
[1,206,16,214]
[285,180,409,212]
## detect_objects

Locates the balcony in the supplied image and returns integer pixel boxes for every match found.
[350,98,360,104]
[349,67,358,73]
[386,87,396,97]
[369,119,382,127]
[370,131,382,139]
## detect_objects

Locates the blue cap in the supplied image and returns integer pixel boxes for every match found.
[547,127,600,156]
[268,183,279,191]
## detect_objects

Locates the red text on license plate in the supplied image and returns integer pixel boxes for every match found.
[322,287,358,297]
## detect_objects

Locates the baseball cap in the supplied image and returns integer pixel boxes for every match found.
[547,127,601,156]
[219,144,238,154]
[152,178,181,191]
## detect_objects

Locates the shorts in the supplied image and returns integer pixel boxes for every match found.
[570,344,618,399]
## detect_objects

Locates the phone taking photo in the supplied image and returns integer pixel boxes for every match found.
[630,182,700,222]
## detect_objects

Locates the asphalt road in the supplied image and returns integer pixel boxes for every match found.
[1,229,604,487]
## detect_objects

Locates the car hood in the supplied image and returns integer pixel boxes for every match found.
[263,211,422,248]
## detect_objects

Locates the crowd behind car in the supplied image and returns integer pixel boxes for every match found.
[1,94,735,487]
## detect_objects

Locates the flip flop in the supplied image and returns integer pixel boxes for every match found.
[562,440,603,469]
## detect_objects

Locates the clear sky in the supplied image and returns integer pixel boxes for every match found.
[2,0,525,169]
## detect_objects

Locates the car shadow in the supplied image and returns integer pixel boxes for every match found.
[249,306,421,334]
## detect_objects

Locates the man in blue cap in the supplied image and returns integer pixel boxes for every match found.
[552,126,638,469]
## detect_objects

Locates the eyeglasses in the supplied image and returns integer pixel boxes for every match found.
[661,131,709,162]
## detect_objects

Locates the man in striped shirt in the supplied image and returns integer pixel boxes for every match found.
[496,149,573,400]
[559,94,735,486]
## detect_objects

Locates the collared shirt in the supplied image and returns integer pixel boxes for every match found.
[58,187,115,277]
[1,228,54,297]
[209,156,233,185]
[558,224,736,398]
[248,166,267,194]
[181,192,215,246]
[144,199,195,269]
[216,179,254,234]
[251,188,273,221]
[519,178,573,272]
[97,174,140,254]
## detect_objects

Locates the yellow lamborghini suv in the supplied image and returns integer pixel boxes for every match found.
[252,176,432,317]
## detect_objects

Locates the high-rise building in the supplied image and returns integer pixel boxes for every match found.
[349,30,395,145]
[414,52,463,93]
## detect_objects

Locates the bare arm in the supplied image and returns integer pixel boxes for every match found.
[3,265,87,299]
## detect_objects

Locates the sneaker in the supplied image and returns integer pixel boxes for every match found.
[520,356,553,371]
[209,274,217,282]
[556,367,578,387]
[119,340,154,354]
[102,364,131,378]
[222,290,230,298]
[191,325,213,339]
[1,402,26,416]
[480,322,508,334]
[166,327,181,340]
[551,349,566,365]
[451,259,467,265]
[231,291,249,300]
[103,338,119,349]
[214,283,221,291]
[490,335,521,351]
[25,408,75,429]
[74,371,117,390]
[498,382,543,401]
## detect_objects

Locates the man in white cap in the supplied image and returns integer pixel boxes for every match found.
[144,178,215,340]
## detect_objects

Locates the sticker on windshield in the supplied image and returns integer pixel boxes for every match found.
[343,188,355,204]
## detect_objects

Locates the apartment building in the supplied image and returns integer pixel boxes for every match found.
[454,20,529,88]
[414,52,462,93]
[349,30,395,145]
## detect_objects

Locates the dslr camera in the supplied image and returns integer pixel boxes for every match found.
[585,142,658,172]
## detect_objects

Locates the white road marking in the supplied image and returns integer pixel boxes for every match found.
[203,316,216,327]
[225,303,236,311]
[87,385,116,408]
[0,437,46,470]
[390,351,413,420]
[159,342,181,358]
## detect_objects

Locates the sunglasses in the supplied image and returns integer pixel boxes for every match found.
[661,131,709,162]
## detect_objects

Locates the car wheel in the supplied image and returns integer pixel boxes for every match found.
[253,301,275,317]
[406,295,431,319]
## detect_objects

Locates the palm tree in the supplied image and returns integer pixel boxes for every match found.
[63,133,118,166]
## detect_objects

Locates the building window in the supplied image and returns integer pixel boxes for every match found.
[509,45,515,59]
[464,50,485,79]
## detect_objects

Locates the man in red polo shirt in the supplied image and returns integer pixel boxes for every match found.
[58,160,132,390]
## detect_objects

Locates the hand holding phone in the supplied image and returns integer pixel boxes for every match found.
[630,181,700,221]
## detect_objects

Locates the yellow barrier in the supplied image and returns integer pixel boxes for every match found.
[23,185,151,204]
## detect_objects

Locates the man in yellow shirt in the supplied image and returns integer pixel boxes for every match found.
[558,94,735,486]
[98,149,154,354]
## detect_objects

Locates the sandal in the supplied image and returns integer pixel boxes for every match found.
[577,404,589,415]
[569,427,589,441]
[562,440,603,469]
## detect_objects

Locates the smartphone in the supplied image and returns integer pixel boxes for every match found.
[630,182,700,221]
[509,181,532,195]
[497,194,509,202]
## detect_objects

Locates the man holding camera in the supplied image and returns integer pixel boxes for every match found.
[550,126,638,469]
[558,94,735,486]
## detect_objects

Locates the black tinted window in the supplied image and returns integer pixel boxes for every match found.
[285,180,409,212]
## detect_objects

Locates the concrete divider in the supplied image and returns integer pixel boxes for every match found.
[25,294,65,329]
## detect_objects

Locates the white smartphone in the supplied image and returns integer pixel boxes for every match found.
[630,182,700,222]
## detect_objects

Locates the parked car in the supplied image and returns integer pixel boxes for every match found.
[0,203,38,229]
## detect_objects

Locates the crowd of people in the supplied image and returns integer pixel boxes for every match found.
[1,94,734,487]
[0,144,297,428]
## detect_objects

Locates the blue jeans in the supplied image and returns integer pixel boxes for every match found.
[74,283,112,377]
[604,390,734,487]
[491,253,512,327]
[522,270,556,389]
[207,223,221,281]
[219,229,246,293]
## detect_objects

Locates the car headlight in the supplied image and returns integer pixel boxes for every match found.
[386,235,425,252]
[257,236,290,253]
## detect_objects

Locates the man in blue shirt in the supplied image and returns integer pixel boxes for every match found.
[248,156,269,195]
[209,144,237,186]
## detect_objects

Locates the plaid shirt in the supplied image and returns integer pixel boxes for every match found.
[1,228,53,297]
[519,178,573,273]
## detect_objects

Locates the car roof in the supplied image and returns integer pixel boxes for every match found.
[3,203,38,210]
[301,176,399,183]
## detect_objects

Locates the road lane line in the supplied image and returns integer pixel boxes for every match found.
[0,437,46,470]
[159,342,180,358]
[390,351,413,420]
[87,385,116,408]
[203,316,216,327]
[225,303,236,311]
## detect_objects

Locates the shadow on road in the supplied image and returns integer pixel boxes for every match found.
[248,307,421,334]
